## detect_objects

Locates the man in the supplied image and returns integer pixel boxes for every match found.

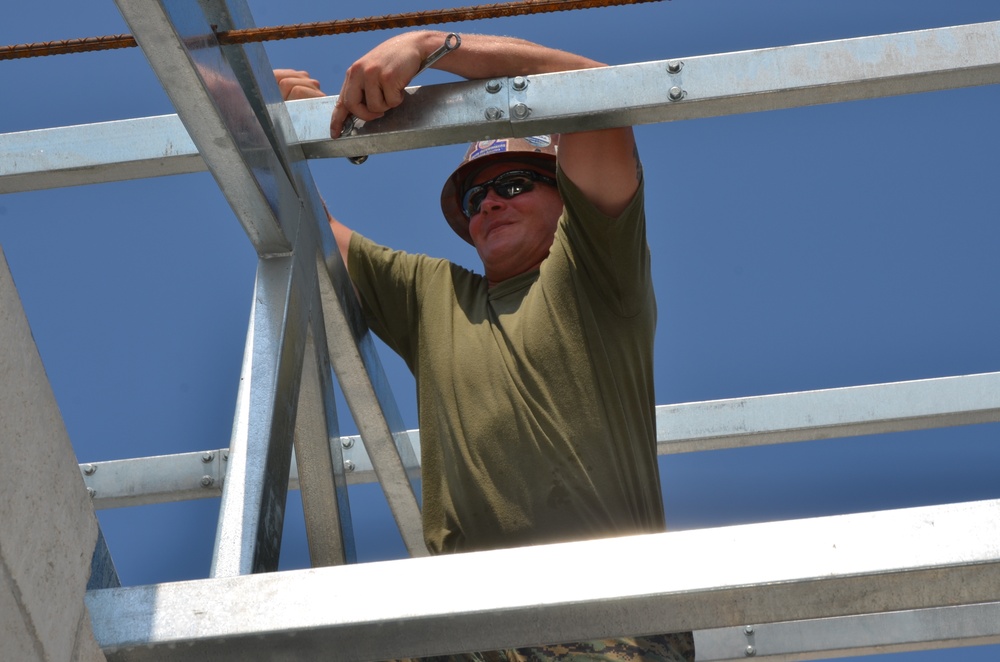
[278,30,692,662]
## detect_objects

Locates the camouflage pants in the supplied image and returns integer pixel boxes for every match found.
[396,631,695,662]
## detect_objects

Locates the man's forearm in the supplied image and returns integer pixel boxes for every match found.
[416,30,606,79]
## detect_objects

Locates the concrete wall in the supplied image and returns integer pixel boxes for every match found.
[0,246,106,662]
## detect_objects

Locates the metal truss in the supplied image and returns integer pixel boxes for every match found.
[2,1,998,659]
[110,0,427,574]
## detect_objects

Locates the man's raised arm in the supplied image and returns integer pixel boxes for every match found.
[331,31,641,218]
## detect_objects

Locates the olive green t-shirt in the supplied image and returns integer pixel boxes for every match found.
[348,168,664,555]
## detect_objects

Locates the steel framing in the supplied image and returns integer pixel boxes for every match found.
[86,499,1000,660]
[2,2,998,659]
[79,371,1000,508]
[4,20,1000,194]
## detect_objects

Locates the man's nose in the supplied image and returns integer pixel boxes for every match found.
[478,188,507,214]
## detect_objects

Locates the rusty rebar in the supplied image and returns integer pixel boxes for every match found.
[1,34,137,60]
[1,0,663,61]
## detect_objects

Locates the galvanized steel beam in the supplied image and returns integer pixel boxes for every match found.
[214,0,424,561]
[115,0,310,576]
[114,0,295,257]
[292,320,355,566]
[210,254,308,575]
[3,20,999,193]
[0,114,200,194]
[114,0,425,567]
[81,371,1000,507]
[695,602,1000,661]
[655,371,1000,455]
[86,499,1000,661]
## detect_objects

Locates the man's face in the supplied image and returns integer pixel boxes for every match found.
[465,161,563,285]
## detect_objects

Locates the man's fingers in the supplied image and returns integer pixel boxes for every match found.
[330,78,386,137]
[330,99,350,138]
[362,79,390,115]
[380,83,406,113]
[290,85,326,100]
[274,69,324,101]
[330,57,410,138]
[330,99,385,138]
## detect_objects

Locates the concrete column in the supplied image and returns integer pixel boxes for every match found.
[0,246,106,662]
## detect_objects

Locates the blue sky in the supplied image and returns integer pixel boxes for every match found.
[2,1,999,660]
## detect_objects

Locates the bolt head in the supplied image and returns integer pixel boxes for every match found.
[744,625,754,635]
[512,75,528,91]
[87,488,97,498]
[342,437,355,449]
[667,60,683,74]
[200,475,215,488]
[745,645,756,657]
[83,464,97,476]
[202,452,214,463]
[668,86,684,101]
[486,79,502,93]
[345,460,356,473]
[485,107,503,121]
[512,103,530,119]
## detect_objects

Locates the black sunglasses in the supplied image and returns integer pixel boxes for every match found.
[461,170,557,218]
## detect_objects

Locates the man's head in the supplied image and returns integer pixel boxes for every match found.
[440,136,562,283]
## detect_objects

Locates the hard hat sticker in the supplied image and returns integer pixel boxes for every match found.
[469,139,510,159]
[523,135,552,148]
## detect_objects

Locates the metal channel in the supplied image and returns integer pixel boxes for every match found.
[695,603,1000,661]
[115,0,309,576]
[80,371,1000,507]
[115,0,425,562]
[210,254,307,575]
[313,237,426,555]
[214,0,357,570]
[655,371,1000,454]
[292,313,355,566]
[506,20,1000,136]
[4,21,999,193]
[212,0,425,556]
[0,114,201,194]
[113,0,294,256]
[220,0,424,556]
[278,19,1000,157]
[86,499,1000,661]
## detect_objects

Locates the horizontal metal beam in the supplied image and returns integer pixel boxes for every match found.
[299,19,1000,159]
[0,114,202,193]
[80,449,228,510]
[80,371,1000,508]
[76,432,417,509]
[86,499,1000,661]
[695,602,1000,661]
[4,20,999,194]
[655,370,1000,455]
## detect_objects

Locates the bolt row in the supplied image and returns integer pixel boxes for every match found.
[482,64,687,122]
[82,437,374,495]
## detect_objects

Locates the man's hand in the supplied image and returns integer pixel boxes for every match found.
[294,30,640,217]
[329,32,432,139]
[274,69,325,101]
